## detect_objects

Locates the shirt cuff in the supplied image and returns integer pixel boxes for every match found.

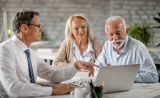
[42,87,52,96]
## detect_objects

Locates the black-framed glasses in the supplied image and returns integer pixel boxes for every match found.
[29,24,41,28]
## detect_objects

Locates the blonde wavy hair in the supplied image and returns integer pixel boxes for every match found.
[65,14,95,41]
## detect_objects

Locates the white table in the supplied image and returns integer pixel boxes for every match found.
[35,83,160,98]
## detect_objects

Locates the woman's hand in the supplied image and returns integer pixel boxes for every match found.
[74,61,98,77]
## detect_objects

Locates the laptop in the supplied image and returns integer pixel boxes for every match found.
[94,64,140,93]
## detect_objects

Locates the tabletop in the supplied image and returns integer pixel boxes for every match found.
[35,83,160,98]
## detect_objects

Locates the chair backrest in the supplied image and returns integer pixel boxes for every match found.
[155,64,160,82]
[0,82,9,98]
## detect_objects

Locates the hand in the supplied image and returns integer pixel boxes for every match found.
[107,64,112,67]
[96,49,102,55]
[74,61,98,77]
[52,84,74,95]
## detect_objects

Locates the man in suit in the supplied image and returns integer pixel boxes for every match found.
[0,9,95,97]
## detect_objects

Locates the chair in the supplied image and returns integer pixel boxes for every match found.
[0,82,9,98]
[155,64,160,82]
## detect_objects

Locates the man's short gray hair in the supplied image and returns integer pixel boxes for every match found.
[105,16,127,33]
[12,9,39,34]
[65,13,95,41]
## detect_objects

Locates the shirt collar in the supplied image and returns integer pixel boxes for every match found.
[73,39,93,52]
[73,41,76,49]
[11,35,29,52]
[88,39,93,52]
[121,36,129,53]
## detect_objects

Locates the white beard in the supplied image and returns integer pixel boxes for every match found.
[111,38,126,49]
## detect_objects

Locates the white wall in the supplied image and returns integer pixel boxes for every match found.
[0,0,160,46]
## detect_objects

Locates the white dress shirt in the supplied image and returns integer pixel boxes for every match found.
[0,35,78,97]
[95,36,158,83]
[73,39,94,62]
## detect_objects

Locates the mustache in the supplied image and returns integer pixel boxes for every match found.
[111,40,124,43]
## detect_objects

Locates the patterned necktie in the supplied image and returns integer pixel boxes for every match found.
[24,49,35,83]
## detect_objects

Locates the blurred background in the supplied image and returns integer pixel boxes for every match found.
[0,0,160,64]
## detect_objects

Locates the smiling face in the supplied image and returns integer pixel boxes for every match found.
[105,18,129,49]
[27,15,43,42]
[71,17,88,41]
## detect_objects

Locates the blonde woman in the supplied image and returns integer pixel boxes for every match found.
[52,14,102,68]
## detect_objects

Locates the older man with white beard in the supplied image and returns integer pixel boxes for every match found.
[95,16,158,83]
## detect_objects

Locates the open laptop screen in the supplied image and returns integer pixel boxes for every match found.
[94,64,140,93]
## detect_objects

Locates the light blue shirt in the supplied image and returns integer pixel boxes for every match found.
[73,39,94,62]
[95,36,158,83]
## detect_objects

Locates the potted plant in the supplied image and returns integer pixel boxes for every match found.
[153,12,160,47]
[41,30,46,41]
[129,23,153,47]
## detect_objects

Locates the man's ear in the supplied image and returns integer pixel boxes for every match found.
[126,28,129,35]
[105,32,108,37]
[21,24,28,34]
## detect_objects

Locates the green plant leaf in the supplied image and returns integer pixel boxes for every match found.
[153,12,160,46]
[129,23,151,47]
[158,12,160,16]
[152,26,160,28]
[153,17,160,24]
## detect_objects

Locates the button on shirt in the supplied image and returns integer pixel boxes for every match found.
[0,35,78,97]
[95,36,158,83]
[73,39,94,62]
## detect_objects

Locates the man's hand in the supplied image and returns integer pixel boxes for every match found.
[52,84,74,95]
[74,61,98,77]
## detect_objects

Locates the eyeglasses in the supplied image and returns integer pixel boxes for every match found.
[72,23,87,31]
[29,24,41,28]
